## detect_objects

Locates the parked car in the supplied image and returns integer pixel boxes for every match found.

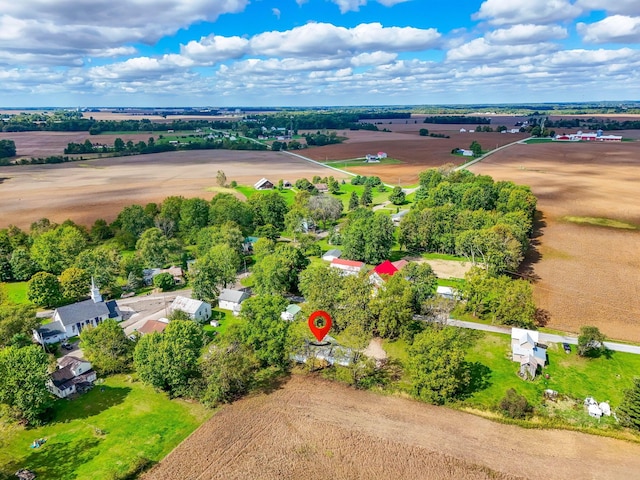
[562,343,571,354]
[61,342,73,351]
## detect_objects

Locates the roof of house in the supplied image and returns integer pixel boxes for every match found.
[55,299,119,326]
[373,260,399,277]
[322,249,342,258]
[51,357,92,388]
[284,304,302,316]
[330,258,365,268]
[391,259,408,270]
[138,319,168,335]
[219,289,250,304]
[314,183,328,190]
[436,286,455,295]
[171,296,209,314]
[254,178,272,189]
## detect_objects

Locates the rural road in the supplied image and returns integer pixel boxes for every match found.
[455,137,532,171]
[440,318,640,354]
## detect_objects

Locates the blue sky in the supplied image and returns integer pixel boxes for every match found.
[1,0,639,107]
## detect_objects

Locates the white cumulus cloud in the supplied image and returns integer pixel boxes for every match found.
[578,15,640,43]
[486,24,568,45]
[475,0,581,25]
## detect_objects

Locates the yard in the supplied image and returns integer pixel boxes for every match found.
[2,281,30,305]
[0,375,212,480]
[384,332,640,433]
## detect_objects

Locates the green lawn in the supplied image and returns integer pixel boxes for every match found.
[322,157,403,168]
[2,281,30,305]
[423,252,468,262]
[463,333,640,427]
[0,375,212,480]
[203,308,244,339]
[234,186,296,206]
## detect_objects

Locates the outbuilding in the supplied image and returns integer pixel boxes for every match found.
[218,289,250,316]
[170,296,212,322]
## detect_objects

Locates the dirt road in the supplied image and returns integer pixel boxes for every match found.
[143,375,640,480]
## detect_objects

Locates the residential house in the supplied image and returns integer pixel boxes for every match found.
[254,178,274,190]
[34,281,121,345]
[242,236,259,254]
[511,328,547,380]
[170,296,211,322]
[377,151,387,159]
[329,258,366,276]
[322,249,342,262]
[369,260,400,286]
[48,356,97,398]
[458,149,474,157]
[281,304,302,321]
[436,286,457,300]
[218,289,250,316]
[137,319,168,335]
[283,180,293,188]
[142,266,184,286]
[314,183,329,193]
[291,335,354,367]
[365,154,380,163]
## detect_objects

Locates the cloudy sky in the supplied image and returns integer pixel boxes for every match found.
[1,0,639,107]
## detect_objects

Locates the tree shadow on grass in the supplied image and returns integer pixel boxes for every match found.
[3,437,101,480]
[518,210,546,283]
[50,385,132,423]
[459,361,492,400]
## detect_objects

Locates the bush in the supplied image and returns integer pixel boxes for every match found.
[499,388,532,419]
[153,272,175,291]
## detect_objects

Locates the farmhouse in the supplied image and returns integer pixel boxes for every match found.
[314,183,329,193]
[48,356,97,398]
[369,259,407,286]
[137,319,169,335]
[322,249,342,261]
[511,328,547,380]
[218,289,250,316]
[34,281,121,345]
[142,266,184,286]
[365,154,380,163]
[254,178,274,190]
[436,286,457,300]
[329,258,366,276]
[170,296,211,322]
[291,336,354,367]
[555,130,622,142]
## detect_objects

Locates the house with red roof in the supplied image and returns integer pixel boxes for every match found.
[329,258,366,276]
[369,259,409,286]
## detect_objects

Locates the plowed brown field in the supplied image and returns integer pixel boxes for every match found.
[143,375,640,480]
[0,150,347,228]
[469,141,640,341]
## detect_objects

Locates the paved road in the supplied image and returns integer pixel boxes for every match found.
[455,137,532,171]
[438,318,640,355]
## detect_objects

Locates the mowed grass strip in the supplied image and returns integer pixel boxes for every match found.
[2,281,30,305]
[562,216,639,230]
[0,375,212,480]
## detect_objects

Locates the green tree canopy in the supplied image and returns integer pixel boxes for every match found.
[389,186,406,205]
[0,304,38,348]
[80,319,134,375]
[30,225,87,274]
[27,271,62,307]
[578,325,607,357]
[618,378,640,431]
[240,295,289,368]
[370,273,414,339]
[59,267,91,303]
[134,320,205,398]
[0,345,53,425]
[408,326,470,405]
[136,227,176,268]
[191,244,241,303]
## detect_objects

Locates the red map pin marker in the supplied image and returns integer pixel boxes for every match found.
[308,310,332,342]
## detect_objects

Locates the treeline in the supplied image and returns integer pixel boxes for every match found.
[423,116,491,125]
[545,118,640,131]
[245,113,379,131]
[400,168,536,276]
[0,139,16,158]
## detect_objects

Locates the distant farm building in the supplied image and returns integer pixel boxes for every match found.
[554,130,622,142]
[511,328,547,380]
[329,258,366,276]
[254,178,274,190]
[322,249,342,262]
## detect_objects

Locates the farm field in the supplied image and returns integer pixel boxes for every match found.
[0,150,348,229]
[303,129,528,184]
[143,374,640,480]
[469,141,640,342]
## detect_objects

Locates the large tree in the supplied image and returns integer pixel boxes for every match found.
[114,204,154,248]
[248,192,288,230]
[240,295,289,368]
[59,267,91,303]
[179,197,210,244]
[299,263,344,320]
[27,271,62,307]
[191,244,241,303]
[136,227,176,267]
[134,320,205,398]
[578,325,607,357]
[369,274,414,339]
[0,345,53,425]
[80,319,134,374]
[408,326,470,405]
[200,344,259,407]
[252,244,308,295]
[74,246,121,293]
[342,209,394,264]
[307,194,343,229]
[9,247,38,281]
[30,225,87,274]
[0,304,38,348]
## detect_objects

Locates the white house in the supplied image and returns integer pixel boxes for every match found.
[459,149,474,157]
[34,280,121,345]
[377,151,387,159]
[391,209,409,226]
[170,296,211,322]
[322,249,342,262]
[436,286,457,300]
[281,304,302,321]
[48,356,97,398]
[218,289,250,316]
[329,258,366,276]
[511,328,547,379]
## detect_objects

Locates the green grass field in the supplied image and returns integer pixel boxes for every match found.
[2,282,30,305]
[234,186,296,206]
[562,216,639,230]
[322,157,402,168]
[0,375,212,480]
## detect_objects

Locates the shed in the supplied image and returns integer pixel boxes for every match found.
[281,304,302,321]
[436,286,456,300]
[254,178,274,190]
[322,249,342,262]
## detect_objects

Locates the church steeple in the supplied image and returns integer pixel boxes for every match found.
[90,277,103,303]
